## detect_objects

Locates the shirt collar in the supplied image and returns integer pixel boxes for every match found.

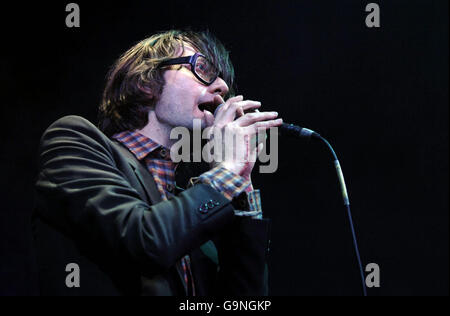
[113,130,167,161]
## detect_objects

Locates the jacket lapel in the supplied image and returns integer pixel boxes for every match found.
[112,140,162,205]
[131,162,162,205]
[113,140,189,293]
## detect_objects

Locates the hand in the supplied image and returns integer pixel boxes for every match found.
[205,95,283,179]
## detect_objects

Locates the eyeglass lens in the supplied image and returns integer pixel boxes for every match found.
[195,56,217,83]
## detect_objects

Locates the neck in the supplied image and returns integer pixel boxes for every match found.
[137,110,176,149]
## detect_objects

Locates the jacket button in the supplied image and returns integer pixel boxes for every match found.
[159,148,167,158]
[199,205,208,213]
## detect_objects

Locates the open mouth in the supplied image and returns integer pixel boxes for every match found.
[198,101,218,114]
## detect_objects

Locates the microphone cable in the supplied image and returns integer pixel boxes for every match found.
[281,123,368,297]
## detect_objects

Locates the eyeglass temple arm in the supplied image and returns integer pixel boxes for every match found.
[159,55,196,66]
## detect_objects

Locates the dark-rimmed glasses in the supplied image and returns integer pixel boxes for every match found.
[158,52,219,86]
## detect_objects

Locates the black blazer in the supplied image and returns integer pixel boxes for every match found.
[33,116,270,296]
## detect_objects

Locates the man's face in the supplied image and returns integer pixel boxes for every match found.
[153,43,229,130]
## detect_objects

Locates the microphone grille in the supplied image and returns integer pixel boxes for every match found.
[280,123,319,139]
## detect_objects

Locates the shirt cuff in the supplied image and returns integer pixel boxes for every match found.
[191,166,263,219]
[197,165,251,201]
[234,190,263,219]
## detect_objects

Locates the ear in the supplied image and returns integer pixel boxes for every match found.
[138,83,154,99]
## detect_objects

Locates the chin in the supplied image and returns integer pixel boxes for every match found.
[188,117,207,130]
[191,111,207,128]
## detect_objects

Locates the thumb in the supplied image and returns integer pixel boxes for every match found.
[214,94,225,105]
[213,95,225,117]
[204,110,215,127]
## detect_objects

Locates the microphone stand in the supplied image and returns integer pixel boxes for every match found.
[281,123,368,297]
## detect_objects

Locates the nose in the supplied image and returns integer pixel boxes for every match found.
[208,77,229,97]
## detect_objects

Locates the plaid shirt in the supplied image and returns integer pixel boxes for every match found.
[113,130,263,295]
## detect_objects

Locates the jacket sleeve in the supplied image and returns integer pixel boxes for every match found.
[34,116,235,275]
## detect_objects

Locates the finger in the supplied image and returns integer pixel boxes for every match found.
[223,100,261,121]
[222,95,244,112]
[248,136,265,163]
[257,142,264,153]
[256,129,268,146]
[237,106,245,117]
[234,100,262,114]
[218,97,249,123]
[244,118,283,134]
[213,94,225,106]
[225,100,262,120]
[235,111,279,127]
[213,95,225,116]
[214,95,243,120]
[204,110,215,127]
[249,132,265,151]
[213,103,224,117]
[255,142,264,158]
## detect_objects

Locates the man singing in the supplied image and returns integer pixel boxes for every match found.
[33,30,282,296]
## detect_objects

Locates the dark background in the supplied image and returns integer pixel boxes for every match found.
[0,0,447,296]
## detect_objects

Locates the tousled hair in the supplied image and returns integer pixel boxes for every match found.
[98,30,235,136]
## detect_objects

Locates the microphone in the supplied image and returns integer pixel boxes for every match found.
[214,103,320,140]
[279,123,321,139]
